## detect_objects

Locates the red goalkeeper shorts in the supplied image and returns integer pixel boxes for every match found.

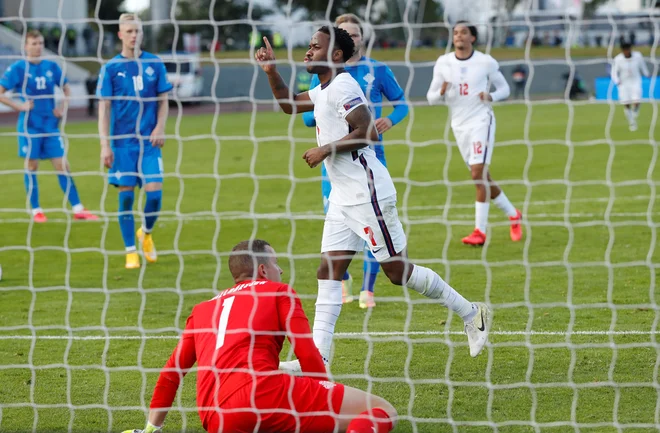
[204,374,345,433]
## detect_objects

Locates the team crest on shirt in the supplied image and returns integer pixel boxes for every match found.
[46,70,53,78]
[145,66,155,76]
[363,73,375,84]
[343,97,363,111]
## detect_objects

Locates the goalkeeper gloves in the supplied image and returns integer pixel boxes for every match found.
[121,422,162,433]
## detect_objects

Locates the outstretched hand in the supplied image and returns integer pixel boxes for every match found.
[255,37,276,73]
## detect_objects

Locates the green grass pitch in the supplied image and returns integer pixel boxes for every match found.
[0,101,659,432]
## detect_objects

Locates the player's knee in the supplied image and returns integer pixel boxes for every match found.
[373,396,398,429]
[26,159,39,171]
[316,262,330,280]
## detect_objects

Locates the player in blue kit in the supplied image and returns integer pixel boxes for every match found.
[0,30,97,223]
[301,14,409,309]
[97,14,172,269]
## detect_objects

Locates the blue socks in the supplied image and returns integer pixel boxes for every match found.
[57,174,81,208]
[118,190,136,251]
[143,190,162,233]
[24,171,40,210]
[362,250,380,293]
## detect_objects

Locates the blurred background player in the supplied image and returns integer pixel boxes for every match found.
[426,21,522,247]
[97,14,172,269]
[257,27,490,373]
[301,13,409,309]
[121,239,398,433]
[0,30,97,223]
[611,41,649,132]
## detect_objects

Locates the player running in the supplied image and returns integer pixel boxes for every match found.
[121,239,398,433]
[427,21,522,247]
[97,13,172,269]
[0,30,97,223]
[611,41,650,132]
[256,26,490,373]
[302,13,409,309]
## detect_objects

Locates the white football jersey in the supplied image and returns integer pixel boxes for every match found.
[612,51,649,86]
[427,50,510,128]
[308,72,396,206]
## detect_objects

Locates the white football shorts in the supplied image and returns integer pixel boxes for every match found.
[618,83,642,104]
[453,114,496,167]
[321,195,407,263]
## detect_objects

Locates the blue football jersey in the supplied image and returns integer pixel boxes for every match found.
[97,51,173,148]
[0,59,67,131]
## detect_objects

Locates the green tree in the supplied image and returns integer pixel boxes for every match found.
[88,0,125,34]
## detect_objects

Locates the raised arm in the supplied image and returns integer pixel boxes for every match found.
[255,37,313,114]
[302,104,377,168]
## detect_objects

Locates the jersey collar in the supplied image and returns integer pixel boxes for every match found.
[454,50,475,61]
[320,70,347,90]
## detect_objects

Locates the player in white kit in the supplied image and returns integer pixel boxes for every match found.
[255,26,491,369]
[611,41,649,132]
[427,21,522,247]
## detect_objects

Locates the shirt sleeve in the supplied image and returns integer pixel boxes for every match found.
[379,65,408,126]
[96,64,113,98]
[611,57,620,85]
[156,60,173,94]
[307,81,320,104]
[149,314,197,410]
[488,57,510,102]
[302,74,320,127]
[0,63,19,91]
[638,53,650,78]
[277,285,328,380]
[334,77,366,119]
[52,63,68,87]
[426,57,446,105]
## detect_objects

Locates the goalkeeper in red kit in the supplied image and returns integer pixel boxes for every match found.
[122,239,397,433]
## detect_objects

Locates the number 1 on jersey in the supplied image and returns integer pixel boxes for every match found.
[459,83,469,96]
[215,296,235,349]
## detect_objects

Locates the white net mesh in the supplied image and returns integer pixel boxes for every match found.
[0,0,659,431]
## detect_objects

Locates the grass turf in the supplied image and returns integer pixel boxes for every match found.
[0,101,658,432]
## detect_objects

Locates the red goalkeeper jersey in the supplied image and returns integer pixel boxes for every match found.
[149,279,327,426]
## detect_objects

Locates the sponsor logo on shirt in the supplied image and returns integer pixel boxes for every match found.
[343,97,363,111]
[319,381,336,390]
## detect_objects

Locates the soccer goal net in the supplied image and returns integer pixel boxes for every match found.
[0,0,659,431]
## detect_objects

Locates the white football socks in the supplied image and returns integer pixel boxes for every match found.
[313,279,343,363]
[475,201,489,233]
[492,192,518,218]
[405,265,476,322]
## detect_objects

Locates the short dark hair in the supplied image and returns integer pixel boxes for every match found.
[454,20,478,42]
[621,41,632,50]
[228,239,273,280]
[317,25,355,62]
